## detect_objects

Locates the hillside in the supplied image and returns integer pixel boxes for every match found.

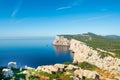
[104,35,120,39]
[60,32,120,58]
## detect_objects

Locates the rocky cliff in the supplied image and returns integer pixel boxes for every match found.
[70,39,120,71]
[53,36,120,79]
[53,36,70,46]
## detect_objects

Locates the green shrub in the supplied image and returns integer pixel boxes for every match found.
[63,62,72,65]
[76,62,99,70]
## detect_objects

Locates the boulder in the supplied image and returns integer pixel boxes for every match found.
[54,64,65,69]
[66,64,79,70]
[8,62,17,69]
[83,70,99,79]
[54,64,66,71]
[74,70,100,80]
[2,68,14,78]
[36,65,59,74]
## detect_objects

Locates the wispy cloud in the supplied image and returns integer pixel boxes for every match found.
[11,0,22,17]
[56,0,82,10]
[56,6,72,10]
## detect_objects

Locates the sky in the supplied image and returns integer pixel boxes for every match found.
[0,0,120,37]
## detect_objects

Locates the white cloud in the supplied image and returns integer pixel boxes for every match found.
[56,6,72,10]
[56,0,82,10]
[11,0,22,17]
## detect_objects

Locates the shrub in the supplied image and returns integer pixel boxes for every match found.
[77,62,99,70]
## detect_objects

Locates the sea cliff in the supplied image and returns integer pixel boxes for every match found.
[53,35,120,79]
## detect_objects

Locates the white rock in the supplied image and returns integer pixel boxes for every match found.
[74,70,83,79]
[36,65,59,74]
[54,64,65,69]
[53,36,70,46]
[66,64,79,70]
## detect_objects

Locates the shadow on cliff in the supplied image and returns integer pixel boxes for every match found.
[53,45,69,54]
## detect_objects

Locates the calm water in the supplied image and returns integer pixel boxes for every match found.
[0,37,73,68]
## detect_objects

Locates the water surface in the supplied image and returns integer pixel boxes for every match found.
[0,37,73,68]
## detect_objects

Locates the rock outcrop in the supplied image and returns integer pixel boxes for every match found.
[70,39,120,71]
[53,36,120,79]
[53,36,120,71]
[36,63,99,80]
[74,70,99,80]
[53,36,70,46]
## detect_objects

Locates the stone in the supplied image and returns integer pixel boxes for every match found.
[54,64,66,71]
[36,65,59,74]
[54,64,65,69]
[83,70,99,79]
[74,70,83,79]
[8,62,17,69]
[66,64,79,70]
[2,68,14,78]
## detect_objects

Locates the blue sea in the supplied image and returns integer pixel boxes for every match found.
[0,37,73,68]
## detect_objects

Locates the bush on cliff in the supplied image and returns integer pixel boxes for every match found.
[63,62,72,65]
[76,62,99,70]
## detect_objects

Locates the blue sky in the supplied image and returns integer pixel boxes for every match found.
[0,0,120,37]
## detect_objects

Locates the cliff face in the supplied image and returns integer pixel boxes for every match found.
[53,36,70,46]
[70,39,120,71]
[53,36,120,71]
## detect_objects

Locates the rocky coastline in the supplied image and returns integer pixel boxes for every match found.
[52,36,120,79]
[0,36,120,80]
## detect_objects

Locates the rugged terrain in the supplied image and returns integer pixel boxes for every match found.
[1,33,120,80]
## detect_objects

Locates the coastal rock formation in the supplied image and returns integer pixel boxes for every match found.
[53,36,70,46]
[8,62,17,69]
[70,39,120,71]
[53,36,120,79]
[36,65,60,74]
[65,64,79,70]
[53,36,120,71]
[36,63,100,79]
[2,68,14,78]
[74,70,99,80]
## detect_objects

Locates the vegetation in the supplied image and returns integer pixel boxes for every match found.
[61,32,120,58]
[63,62,72,65]
[76,61,99,71]
[24,69,73,80]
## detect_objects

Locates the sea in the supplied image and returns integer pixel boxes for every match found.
[0,37,73,68]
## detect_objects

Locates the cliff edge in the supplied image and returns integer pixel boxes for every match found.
[53,35,120,79]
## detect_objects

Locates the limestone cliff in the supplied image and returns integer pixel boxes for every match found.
[70,39,120,71]
[53,36,120,78]
[53,36,70,46]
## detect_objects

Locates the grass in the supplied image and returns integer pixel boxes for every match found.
[24,68,73,80]
[63,62,72,65]
[76,62,99,71]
